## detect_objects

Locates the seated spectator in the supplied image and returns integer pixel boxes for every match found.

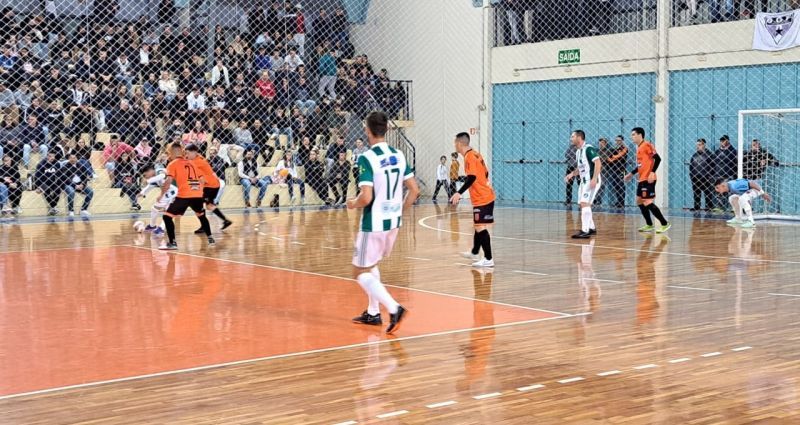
[68,138,95,177]
[42,67,68,101]
[143,73,159,99]
[34,151,64,215]
[12,47,42,87]
[352,138,368,183]
[237,149,271,208]
[251,119,274,163]
[158,70,178,100]
[0,154,22,214]
[269,50,284,75]
[294,77,315,115]
[131,119,156,145]
[62,153,94,217]
[295,136,315,166]
[95,50,114,85]
[211,58,230,88]
[182,120,208,153]
[13,81,33,113]
[210,136,244,166]
[186,86,207,117]
[255,71,276,101]
[275,78,291,108]
[284,48,304,72]
[134,137,158,163]
[304,149,330,204]
[234,119,258,152]
[254,46,271,72]
[75,51,94,82]
[328,150,350,205]
[102,135,134,180]
[20,114,48,170]
[0,80,17,124]
[274,150,305,203]
[108,99,138,135]
[113,151,141,211]
[207,145,229,181]
[326,135,347,168]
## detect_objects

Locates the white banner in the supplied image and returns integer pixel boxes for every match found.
[753,10,800,51]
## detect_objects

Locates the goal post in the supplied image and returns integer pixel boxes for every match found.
[737,108,800,222]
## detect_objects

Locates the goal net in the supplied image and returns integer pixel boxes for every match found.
[738,108,800,222]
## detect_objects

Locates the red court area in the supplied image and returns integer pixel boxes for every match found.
[0,246,557,397]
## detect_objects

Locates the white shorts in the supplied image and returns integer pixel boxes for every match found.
[154,187,178,210]
[731,189,763,204]
[578,180,601,205]
[353,228,399,268]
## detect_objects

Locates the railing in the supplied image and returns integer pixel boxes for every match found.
[672,0,798,27]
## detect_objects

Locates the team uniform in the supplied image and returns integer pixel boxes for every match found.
[353,142,414,268]
[463,149,495,224]
[575,143,602,205]
[140,168,177,234]
[635,141,657,199]
[725,178,764,227]
[165,157,206,217]
[192,157,223,206]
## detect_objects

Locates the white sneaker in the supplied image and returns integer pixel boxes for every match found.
[726,217,742,225]
[461,251,480,261]
[68,211,75,217]
[472,258,495,268]
[80,210,91,217]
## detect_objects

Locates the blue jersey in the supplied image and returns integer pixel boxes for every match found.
[727,179,750,195]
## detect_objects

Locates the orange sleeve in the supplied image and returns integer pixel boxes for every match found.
[166,160,178,178]
[644,143,655,157]
[464,153,477,176]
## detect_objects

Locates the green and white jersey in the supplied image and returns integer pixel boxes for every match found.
[576,143,600,183]
[357,142,414,232]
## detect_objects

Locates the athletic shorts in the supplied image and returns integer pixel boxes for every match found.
[473,201,495,224]
[154,187,178,211]
[166,197,205,217]
[578,180,601,205]
[352,228,399,268]
[203,187,220,205]
[731,189,763,204]
[637,181,657,199]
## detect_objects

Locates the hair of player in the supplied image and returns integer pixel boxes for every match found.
[573,129,586,140]
[632,127,645,137]
[184,144,199,152]
[365,111,389,137]
[140,163,155,174]
[714,178,726,186]
[455,132,470,144]
[170,141,183,150]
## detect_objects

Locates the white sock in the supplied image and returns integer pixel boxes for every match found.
[357,273,399,314]
[581,206,592,233]
[741,198,753,222]
[729,196,741,219]
[150,208,162,227]
[588,214,595,230]
[365,267,381,315]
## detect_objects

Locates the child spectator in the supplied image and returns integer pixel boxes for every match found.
[432,155,450,201]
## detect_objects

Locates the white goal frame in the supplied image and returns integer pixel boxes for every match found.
[737,108,800,222]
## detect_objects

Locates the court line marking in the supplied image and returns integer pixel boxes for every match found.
[405,256,432,261]
[768,293,800,298]
[0,309,585,401]
[701,352,722,358]
[321,246,339,250]
[123,245,573,317]
[633,364,658,370]
[668,357,691,364]
[597,370,621,377]
[583,278,625,284]
[291,241,306,245]
[333,421,357,425]
[0,244,131,255]
[417,211,800,266]
[426,400,457,409]
[512,270,549,276]
[516,384,545,392]
[557,377,585,384]
[376,410,408,419]
[731,346,752,352]
[473,392,502,400]
[667,285,715,292]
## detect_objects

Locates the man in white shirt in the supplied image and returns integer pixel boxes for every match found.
[284,49,304,72]
[115,53,133,91]
[186,86,207,116]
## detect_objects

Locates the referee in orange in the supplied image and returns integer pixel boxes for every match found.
[159,143,215,250]
[450,132,496,268]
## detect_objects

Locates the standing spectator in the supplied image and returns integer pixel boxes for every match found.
[62,153,94,217]
[238,149,271,208]
[274,151,305,203]
[594,138,610,206]
[252,119,274,163]
[20,114,48,170]
[713,135,737,211]
[332,7,349,46]
[326,135,347,169]
[294,5,306,57]
[448,151,464,196]
[351,138,367,186]
[0,154,22,214]
[432,155,450,202]
[294,77,315,115]
[113,151,141,210]
[211,58,230,88]
[34,151,64,215]
[328,150,350,205]
[606,135,629,208]
[314,8,332,46]
[295,135,314,166]
[102,135,134,181]
[689,138,713,211]
[304,149,329,203]
[564,140,578,205]
[743,139,778,180]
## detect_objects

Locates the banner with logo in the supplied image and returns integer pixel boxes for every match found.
[753,10,800,51]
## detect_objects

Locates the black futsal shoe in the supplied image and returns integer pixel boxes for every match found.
[352,311,383,326]
[588,228,597,235]
[386,305,408,334]
[571,231,591,239]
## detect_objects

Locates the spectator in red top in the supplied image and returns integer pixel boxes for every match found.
[255,71,276,100]
[294,4,306,57]
[102,135,134,181]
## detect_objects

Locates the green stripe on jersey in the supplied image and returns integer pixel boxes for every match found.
[383,219,392,231]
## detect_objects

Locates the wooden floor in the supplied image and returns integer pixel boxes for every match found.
[1,204,799,424]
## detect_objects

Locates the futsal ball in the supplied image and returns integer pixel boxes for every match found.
[133,221,146,233]
[279,168,290,178]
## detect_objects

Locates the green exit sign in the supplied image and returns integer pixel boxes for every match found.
[558,49,581,65]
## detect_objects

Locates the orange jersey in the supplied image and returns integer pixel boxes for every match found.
[192,157,220,188]
[636,141,657,182]
[166,157,204,198]
[464,149,495,207]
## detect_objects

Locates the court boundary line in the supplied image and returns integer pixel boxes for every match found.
[417,209,800,266]
[0,312,584,401]
[123,245,573,317]
[0,244,131,255]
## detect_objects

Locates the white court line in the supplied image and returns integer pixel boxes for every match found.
[453,262,472,267]
[0,244,131,255]
[291,241,306,245]
[668,285,714,292]
[516,384,545,392]
[731,346,753,352]
[583,278,625,284]
[124,245,574,317]
[557,377,585,384]
[406,256,432,261]
[597,370,621,377]
[417,210,800,266]
[512,270,549,276]
[633,364,658,370]
[473,392,502,400]
[333,421,357,425]
[701,352,723,358]
[376,410,409,419]
[668,358,691,364]
[426,400,457,409]
[321,246,338,250]
[0,305,582,401]
[270,236,283,241]
[768,293,800,298]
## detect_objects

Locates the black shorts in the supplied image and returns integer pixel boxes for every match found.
[473,201,495,224]
[166,197,206,217]
[637,181,657,199]
[203,187,220,205]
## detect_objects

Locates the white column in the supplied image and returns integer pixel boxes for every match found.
[480,2,493,168]
[653,0,670,206]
